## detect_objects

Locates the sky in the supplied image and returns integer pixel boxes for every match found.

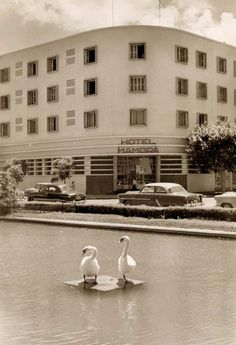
[1,0,236,55]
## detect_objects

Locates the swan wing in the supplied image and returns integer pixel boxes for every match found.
[80,257,100,276]
[118,255,136,274]
[127,254,136,270]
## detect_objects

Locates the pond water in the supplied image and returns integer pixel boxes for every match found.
[0,221,236,345]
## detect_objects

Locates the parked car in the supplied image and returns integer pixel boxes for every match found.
[215,191,236,208]
[26,182,86,202]
[118,182,202,207]
[25,183,45,196]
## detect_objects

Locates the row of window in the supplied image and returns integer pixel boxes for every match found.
[0,43,144,82]
[0,42,234,82]
[1,76,234,109]
[176,46,230,73]
[0,85,59,108]
[0,56,59,82]
[23,156,85,176]
[176,78,229,102]
[0,110,230,137]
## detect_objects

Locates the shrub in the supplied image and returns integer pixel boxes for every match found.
[0,171,24,215]
[24,202,236,222]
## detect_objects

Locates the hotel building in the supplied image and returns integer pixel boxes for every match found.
[0,25,235,194]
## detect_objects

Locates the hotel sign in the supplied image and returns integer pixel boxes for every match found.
[118,138,159,154]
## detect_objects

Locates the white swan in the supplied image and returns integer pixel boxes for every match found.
[80,246,100,283]
[118,235,136,282]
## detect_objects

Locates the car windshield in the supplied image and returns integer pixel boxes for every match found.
[141,186,155,193]
[168,185,186,193]
[60,185,67,193]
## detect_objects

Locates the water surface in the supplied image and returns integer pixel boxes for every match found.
[0,221,236,344]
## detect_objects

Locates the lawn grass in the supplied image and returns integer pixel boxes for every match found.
[8,209,236,232]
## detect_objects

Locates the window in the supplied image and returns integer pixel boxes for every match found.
[196,51,207,68]
[0,68,10,82]
[197,82,207,99]
[47,116,58,132]
[129,76,146,92]
[47,56,58,72]
[130,109,147,125]
[197,113,208,125]
[84,46,97,64]
[84,110,97,128]
[27,89,38,105]
[130,43,145,59]
[217,57,227,73]
[0,95,10,109]
[0,122,10,137]
[27,61,38,77]
[141,186,155,193]
[234,61,236,77]
[27,119,38,134]
[177,110,189,127]
[176,78,188,95]
[47,86,58,102]
[217,86,227,103]
[217,115,228,122]
[84,79,96,96]
[27,61,38,76]
[175,46,188,63]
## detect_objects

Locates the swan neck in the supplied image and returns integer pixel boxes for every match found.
[122,240,129,255]
[89,248,98,259]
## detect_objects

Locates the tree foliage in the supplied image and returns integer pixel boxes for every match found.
[51,157,74,183]
[0,171,24,215]
[186,121,236,191]
[2,158,26,184]
[186,121,236,173]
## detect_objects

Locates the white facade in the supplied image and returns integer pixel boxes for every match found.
[0,26,235,193]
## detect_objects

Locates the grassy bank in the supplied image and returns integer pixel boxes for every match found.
[8,209,236,232]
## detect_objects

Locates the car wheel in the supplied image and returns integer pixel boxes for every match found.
[123,200,129,206]
[28,196,34,201]
[221,203,233,208]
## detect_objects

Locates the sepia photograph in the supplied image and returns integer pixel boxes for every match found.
[0,0,236,344]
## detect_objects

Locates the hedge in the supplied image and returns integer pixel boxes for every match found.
[24,201,236,222]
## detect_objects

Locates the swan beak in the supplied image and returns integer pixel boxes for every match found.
[119,238,124,243]
[81,248,86,256]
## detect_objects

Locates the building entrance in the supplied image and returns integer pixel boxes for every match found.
[117,156,156,191]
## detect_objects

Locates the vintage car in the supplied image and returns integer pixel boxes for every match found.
[215,191,236,208]
[26,182,86,202]
[25,182,47,196]
[118,182,202,207]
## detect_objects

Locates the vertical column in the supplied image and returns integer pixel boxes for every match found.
[113,155,117,192]
[182,154,188,174]
[84,156,90,176]
[156,155,161,182]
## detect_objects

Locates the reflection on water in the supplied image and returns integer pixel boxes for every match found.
[0,221,236,344]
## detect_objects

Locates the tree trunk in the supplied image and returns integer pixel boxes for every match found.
[220,168,226,193]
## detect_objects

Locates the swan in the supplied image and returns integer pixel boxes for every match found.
[80,245,100,283]
[118,235,136,283]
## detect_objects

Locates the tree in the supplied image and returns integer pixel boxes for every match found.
[186,121,236,192]
[51,157,74,183]
[0,171,24,215]
[2,158,26,184]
